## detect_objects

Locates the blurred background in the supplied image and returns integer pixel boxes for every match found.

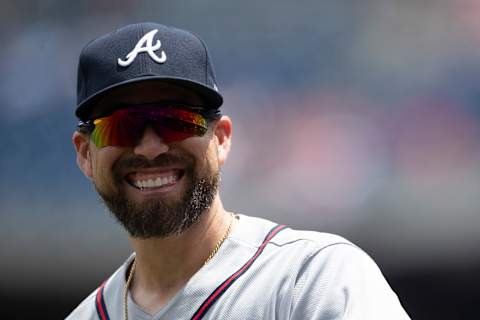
[1,0,479,318]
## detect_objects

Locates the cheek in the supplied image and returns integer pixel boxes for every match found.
[91,148,123,184]
[181,136,219,172]
[203,141,221,172]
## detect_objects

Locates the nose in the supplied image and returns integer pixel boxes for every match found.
[133,126,169,160]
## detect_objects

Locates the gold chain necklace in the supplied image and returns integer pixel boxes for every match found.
[123,213,236,320]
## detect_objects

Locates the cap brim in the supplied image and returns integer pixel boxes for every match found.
[75,76,223,120]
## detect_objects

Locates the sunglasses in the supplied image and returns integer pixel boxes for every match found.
[78,105,212,148]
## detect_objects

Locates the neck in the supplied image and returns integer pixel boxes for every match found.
[128,196,232,296]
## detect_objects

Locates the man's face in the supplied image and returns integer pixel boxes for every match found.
[73,83,231,238]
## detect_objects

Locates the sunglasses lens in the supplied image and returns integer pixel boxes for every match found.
[153,126,201,144]
[91,110,145,147]
[150,108,208,144]
[90,106,209,148]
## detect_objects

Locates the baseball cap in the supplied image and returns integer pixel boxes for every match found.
[75,22,223,121]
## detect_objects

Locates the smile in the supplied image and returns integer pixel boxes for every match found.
[126,169,185,191]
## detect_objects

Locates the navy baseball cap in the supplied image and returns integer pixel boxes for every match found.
[75,22,223,120]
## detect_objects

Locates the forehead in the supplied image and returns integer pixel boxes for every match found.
[90,81,204,118]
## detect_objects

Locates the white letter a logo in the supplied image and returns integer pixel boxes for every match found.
[118,29,167,67]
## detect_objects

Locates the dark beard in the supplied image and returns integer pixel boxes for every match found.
[95,154,220,239]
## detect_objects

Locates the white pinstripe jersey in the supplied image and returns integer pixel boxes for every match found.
[66,214,410,320]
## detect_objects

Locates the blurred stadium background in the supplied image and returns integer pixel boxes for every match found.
[1,0,480,318]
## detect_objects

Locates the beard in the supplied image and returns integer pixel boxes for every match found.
[95,153,220,239]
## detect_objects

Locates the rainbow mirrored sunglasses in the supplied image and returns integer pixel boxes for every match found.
[77,104,218,148]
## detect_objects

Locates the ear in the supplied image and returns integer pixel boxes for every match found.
[214,116,232,166]
[72,131,93,179]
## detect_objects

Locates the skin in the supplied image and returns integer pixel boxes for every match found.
[72,82,234,313]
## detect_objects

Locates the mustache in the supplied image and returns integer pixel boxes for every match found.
[113,153,194,172]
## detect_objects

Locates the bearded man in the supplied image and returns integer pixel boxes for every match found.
[67,22,410,320]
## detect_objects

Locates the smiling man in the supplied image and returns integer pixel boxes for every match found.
[66,22,410,320]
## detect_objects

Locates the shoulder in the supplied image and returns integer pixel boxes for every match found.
[235,214,357,257]
[65,255,133,320]
[234,214,387,291]
[273,226,375,271]
[274,225,356,252]
[282,231,410,319]
[288,241,411,319]
[239,215,390,289]
[234,214,351,247]
[235,214,410,318]
[65,288,99,320]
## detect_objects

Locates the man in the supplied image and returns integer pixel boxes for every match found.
[67,22,410,319]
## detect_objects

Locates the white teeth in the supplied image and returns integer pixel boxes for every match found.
[133,175,177,190]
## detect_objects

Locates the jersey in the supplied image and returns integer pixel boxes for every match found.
[66,214,411,319]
